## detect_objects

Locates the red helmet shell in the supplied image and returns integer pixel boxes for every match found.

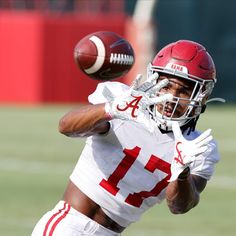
[152,40,216,82]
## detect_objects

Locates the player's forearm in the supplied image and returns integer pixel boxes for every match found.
[166,175,199,214]
[58,104,110,137]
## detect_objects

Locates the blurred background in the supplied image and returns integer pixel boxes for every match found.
[1,0,236,103]
[0,0,235,236]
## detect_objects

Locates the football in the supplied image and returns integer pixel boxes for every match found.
[74,31,135,80]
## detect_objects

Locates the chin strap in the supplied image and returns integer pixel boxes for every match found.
[202,97,226,114]
[186,97,226,135]
[206,97,226,104]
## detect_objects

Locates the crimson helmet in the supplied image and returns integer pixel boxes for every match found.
[147,40,216,131]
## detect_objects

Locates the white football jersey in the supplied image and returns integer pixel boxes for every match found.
[70,82,220,227]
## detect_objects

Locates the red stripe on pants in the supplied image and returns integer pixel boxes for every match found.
[49,204,71,236]
[43,202,70,236]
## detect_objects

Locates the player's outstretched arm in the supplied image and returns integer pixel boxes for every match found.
[58,103,110,137]
[166,121,212,214]
[166,171,207,214]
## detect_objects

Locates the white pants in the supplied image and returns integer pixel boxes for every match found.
[31,201,121,236]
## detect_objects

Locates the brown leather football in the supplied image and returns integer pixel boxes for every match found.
[74,31,135,80]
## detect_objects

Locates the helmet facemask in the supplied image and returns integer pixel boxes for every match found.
[146,63,215,131]
[145,40,218,132]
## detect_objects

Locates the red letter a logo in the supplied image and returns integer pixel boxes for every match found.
[116,95,142,118]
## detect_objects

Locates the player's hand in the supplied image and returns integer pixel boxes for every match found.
[169,121,213,182]
[103,73,173,132]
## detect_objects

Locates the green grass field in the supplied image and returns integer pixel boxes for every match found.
[0,104,235,236]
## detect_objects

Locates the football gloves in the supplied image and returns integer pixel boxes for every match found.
[169,121,213,182]
[103,73,173,132]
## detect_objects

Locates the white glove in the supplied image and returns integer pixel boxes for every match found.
[169,121,213,182]
[103,73,173,132]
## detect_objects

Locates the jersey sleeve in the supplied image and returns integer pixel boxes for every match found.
[88,81,129,105]
[190,139,220,180]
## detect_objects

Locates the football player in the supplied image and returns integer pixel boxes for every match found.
[32,40,220,236]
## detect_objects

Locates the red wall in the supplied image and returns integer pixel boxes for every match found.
[0,11,127,104]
